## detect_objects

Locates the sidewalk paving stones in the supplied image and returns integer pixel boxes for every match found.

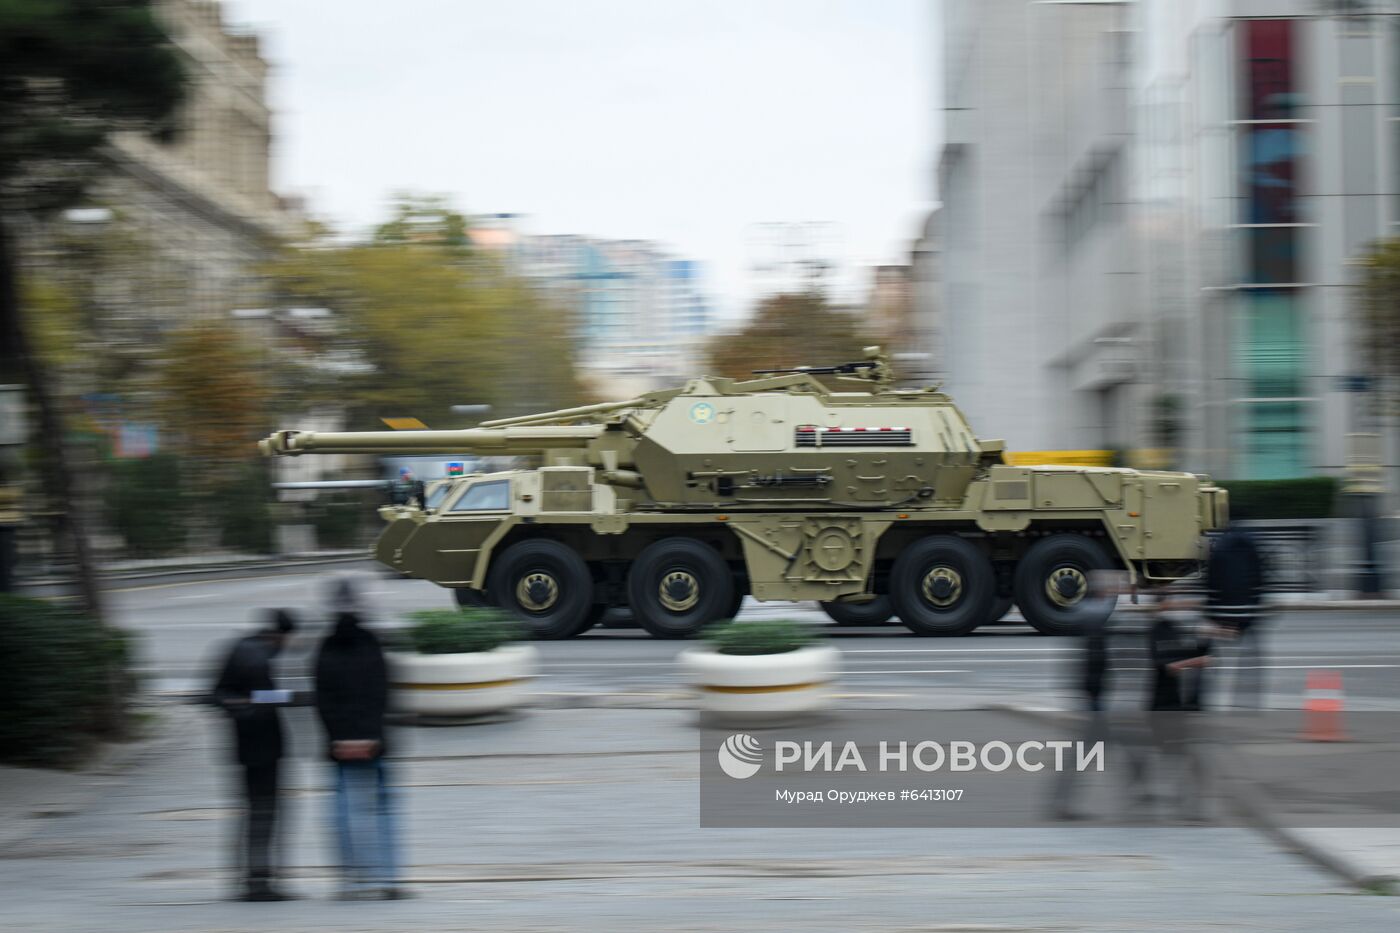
[3,703,1400,932]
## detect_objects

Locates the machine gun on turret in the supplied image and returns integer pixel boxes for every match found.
[749,346,895,388]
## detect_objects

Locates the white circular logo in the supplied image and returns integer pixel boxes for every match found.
[717,733,763,779]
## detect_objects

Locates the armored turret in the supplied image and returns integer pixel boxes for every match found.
[261,347,998,512]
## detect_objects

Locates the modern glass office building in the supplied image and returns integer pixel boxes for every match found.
[1141,2,1398,483]
[937,0,1398,488]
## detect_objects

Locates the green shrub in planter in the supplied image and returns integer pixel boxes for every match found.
[0,596,137,768]
[706,619,817,656]
[407,609,522,654]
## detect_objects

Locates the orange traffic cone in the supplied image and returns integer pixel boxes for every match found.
[1301,669,1347,742]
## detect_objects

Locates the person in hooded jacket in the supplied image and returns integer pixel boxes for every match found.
[313,608,404,899]
[210,608,298,901]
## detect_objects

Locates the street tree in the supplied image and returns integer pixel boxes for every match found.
[263,200,584,431]
[0,0,184,617]
[704,290,878,384]
[373,193,470,248]
[156,321,274,477]
[1357,236,1400,417]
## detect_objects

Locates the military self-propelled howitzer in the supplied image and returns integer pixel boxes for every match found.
[260,348,1227,639]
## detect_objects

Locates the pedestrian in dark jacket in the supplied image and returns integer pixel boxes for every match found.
[210,609,298,901]
[1205,526,1269,707]
[313,609,404,899]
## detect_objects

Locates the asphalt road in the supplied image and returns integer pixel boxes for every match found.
[112,569,1400,710]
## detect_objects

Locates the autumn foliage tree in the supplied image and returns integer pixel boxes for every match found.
[152,322,277,550]
[156,322,274,473]
[704,290,877,384]
[264,198,584,430]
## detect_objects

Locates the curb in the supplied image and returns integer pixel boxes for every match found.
[1111,600,1400,613]
[16,552,379,595]
[1228,791,1398,896]
[997,703,1398,895]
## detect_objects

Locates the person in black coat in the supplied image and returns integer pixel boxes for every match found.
[313,609,404,899]
[1205,525,1269,707]
[210,609,297,901]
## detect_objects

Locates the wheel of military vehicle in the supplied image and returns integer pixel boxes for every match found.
[453,588,492,609]
[488,539,595,640]
[986,595,1014,624]
[1013,535,1114,636]
[576,601,609,635]
[628,537,736,639]
[725,587,746,622]
[889,536,994,637]
[819,596,894,626]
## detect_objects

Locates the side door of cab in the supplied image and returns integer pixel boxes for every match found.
[400,479,512,586]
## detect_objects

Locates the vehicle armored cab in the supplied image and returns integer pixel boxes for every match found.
[261,349,1227,639]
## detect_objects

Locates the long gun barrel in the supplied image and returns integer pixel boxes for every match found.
[260,425,605,457]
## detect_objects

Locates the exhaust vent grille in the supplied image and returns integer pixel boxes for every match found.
[795,426,913,448]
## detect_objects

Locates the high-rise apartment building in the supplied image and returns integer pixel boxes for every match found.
[470,219,715,398]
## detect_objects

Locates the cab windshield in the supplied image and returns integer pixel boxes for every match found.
[449,480,510,512]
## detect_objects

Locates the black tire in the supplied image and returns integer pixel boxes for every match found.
[487,539,595,640]
[452,587,492,609]
[725,587,746,621]
[986,595,1014,624]
[576,600,609,635]
[1013,535,1114,636]
[628,537,736,639]
[820,596,894,626]
[889,536,994,636]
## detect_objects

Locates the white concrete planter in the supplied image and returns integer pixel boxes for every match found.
[388,644,537,717]
[679,644,839,719]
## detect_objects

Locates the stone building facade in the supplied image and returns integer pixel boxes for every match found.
[93,0,300,320]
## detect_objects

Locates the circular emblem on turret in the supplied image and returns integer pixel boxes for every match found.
[689,402,716,425]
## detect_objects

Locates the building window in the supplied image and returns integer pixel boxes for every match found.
[1235,290,1307,479]
[1232,18,1309,478]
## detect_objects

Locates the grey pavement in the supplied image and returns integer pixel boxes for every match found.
[5,567,1399,929]
[4,702,1400,932]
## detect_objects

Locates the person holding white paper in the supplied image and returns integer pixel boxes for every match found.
[209,609,298,901]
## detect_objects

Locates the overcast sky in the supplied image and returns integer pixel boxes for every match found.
[223,0,939,321]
